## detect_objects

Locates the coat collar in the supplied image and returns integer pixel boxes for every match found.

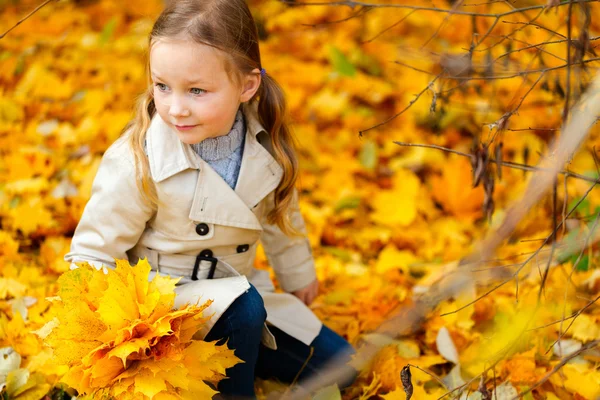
[145,101,284,230]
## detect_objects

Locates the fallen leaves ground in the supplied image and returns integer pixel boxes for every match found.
[1,0,600,399]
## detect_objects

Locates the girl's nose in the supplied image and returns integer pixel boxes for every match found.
[168,98,191,118]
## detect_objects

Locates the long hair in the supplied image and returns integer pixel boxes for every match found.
[124,0,299,235]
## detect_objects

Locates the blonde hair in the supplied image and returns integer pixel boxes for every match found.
[123,0,299,235]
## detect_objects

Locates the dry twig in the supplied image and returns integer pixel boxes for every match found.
[0,0,58,39]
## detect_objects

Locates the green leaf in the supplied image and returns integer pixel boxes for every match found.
[99,17,118,45]
[556,220,598,264]
[312,384,341,400]
[350,48,382,76]
[359,140,377,170]
[322,246,352,262]
[14,55,25,75]
[519,387,535,400]
[356,106,374,118]
[568,197,590,215]
[334,196,361,213]
[0,51,12,62]
[329,46,356,77]
[570,254,589,271]
[9,196,20,209]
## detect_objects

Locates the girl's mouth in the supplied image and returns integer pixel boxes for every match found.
[175,124,198,131]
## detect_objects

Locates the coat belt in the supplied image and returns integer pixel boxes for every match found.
[128,243,255,281]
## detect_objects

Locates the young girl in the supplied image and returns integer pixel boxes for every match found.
[65,0,355,397]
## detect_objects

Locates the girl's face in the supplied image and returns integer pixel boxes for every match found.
[150,38,259,144]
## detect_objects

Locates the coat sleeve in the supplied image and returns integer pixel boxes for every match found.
[64,140,155,270]
[259,189,317,293]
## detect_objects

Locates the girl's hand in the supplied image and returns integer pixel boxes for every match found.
[291,279,319,306]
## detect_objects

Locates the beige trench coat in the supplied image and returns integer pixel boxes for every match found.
[64,102,322,349]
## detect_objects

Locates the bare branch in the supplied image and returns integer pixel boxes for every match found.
[563,0,574,121]
[359,75,440,136]
[0,0,59,40]
[392,141,600,185]
[361,10,417,44]
[282,0,600,19]
[513,340,600,400]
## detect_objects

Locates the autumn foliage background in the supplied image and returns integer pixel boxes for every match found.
[1,0,600,399]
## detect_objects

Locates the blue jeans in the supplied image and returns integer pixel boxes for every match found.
[204,284,356,399]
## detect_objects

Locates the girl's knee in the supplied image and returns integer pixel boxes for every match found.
[233,284,267,330]
[316,325,355,359]
[311,326,357,387]
[207,284,267,342]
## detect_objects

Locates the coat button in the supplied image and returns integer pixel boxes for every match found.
[237,244,250,253]
[199,249,213,258]
[195,223,209,236]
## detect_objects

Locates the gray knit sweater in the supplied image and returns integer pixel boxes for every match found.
[191,108,245,189]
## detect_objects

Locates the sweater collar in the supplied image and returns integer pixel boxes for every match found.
[190,107,245,161]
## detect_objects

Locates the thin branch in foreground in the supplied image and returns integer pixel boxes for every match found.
[392,141,600,185]
[300,5,372,27]
[406,363,446,388]
[442,180,597,316]
[563,0,574,121]
[551,212,600,355]
[506,127,559,131]
[537,177,559,301]
[359,74,440,136]
[525,293,600,331]
[361,9,417,44]
[475,8,545,54]
[0,0,58,39]
[283,0,600,19]
[513,340,600,400]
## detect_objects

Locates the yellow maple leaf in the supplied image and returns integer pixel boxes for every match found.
[3,147,56,182]
[371,169,421,227]
[14,63,74,101]
[307,88,350,122]
[374,244,416,275]
[365,344,446,392]
[500,354,541,385]
[7,197,55,236]
[0,231,19,259]
[430,156,484,220]
[549,363,600,399]
[42,259,240,399]
[39,236,71,274]
[5,369,51,400]
[0,313,43,358]
[461,308,539,376]
[569,314,600,342]
[0,277,26,300]
[381,384,446,400]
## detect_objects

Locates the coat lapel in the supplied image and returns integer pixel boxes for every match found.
[234,126,284,210]
[145,102,283,231]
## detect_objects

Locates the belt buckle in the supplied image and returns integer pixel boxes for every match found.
[192,249,218,280]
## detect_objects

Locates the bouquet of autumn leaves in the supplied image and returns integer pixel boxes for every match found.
[36,259,241,400]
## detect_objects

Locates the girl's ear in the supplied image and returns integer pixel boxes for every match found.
[239,68,261,103]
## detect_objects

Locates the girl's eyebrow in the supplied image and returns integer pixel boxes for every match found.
[151,73,207,85]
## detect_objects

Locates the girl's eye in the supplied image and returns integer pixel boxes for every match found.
[190,88,206,95]
[155,83,169,91]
